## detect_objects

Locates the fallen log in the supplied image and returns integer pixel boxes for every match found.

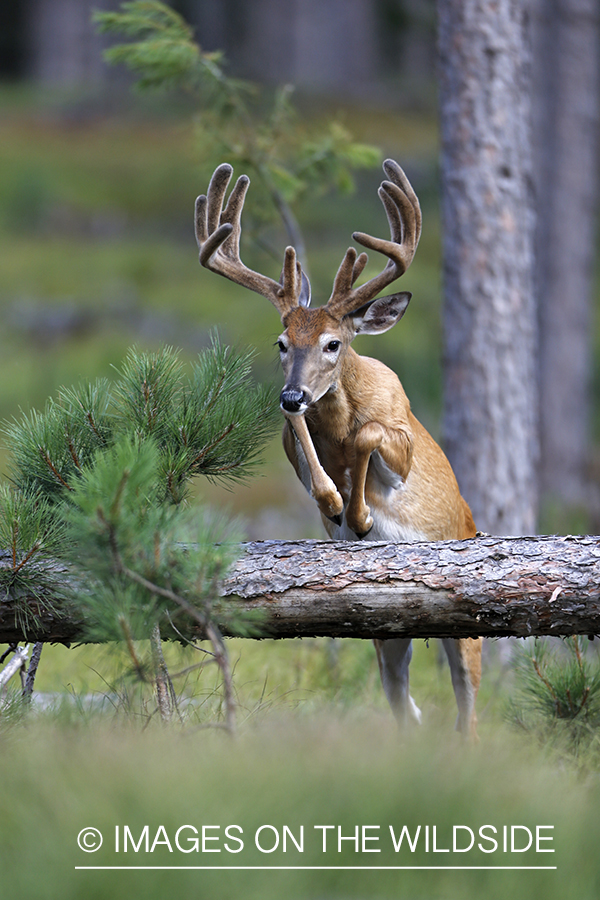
[1,535,600,644]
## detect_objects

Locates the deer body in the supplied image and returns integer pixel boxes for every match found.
[282,345,475,544]
[195,159,482,737]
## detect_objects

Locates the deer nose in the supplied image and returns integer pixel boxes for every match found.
[280,387,310,414]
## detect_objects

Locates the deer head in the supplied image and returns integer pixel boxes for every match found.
[195,159,421,414]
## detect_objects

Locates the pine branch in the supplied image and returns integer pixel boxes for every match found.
[39,449,75,492]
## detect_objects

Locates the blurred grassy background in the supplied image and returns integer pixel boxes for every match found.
[1,84,599,898]
[1,713,599,899]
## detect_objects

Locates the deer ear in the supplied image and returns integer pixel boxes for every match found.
[279,265,312,308]
[350,292,411,335]
[299,270,312,308]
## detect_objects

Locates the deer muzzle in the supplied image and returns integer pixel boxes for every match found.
[280,386,311,414]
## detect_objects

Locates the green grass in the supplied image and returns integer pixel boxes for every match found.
[2,631,598,899]
[0,711,598,899]
[26,637,474,726]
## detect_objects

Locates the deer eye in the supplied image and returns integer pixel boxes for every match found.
[277,340,287,353]
[325,340,341,353]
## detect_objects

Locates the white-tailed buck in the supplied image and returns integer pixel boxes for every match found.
[195,160,481,737]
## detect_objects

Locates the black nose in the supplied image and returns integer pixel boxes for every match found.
[280,388,308,413]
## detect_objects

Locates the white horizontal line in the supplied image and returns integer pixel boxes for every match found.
[75,865,558,871]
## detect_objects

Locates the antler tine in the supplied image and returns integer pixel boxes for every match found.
[326,159,421,317]
[329,247,370,302]
[382,157,422,245]
[195,163,300,317]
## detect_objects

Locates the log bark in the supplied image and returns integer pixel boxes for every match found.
[2,536,600,644]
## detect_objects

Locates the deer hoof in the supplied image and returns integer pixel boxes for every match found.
[349,509,373,538]
[327,513,343,526]
[317,489,344,520]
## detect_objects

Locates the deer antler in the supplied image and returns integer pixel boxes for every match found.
[195,163,306,318]
[326,159,422,317]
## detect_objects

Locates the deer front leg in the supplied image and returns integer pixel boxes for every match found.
[283,414,344,521]
[346,421,413,537]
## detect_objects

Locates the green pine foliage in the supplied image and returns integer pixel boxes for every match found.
[60,435,253,646]
[114,342,278,501]
[0,484,67,632]
[4,340,279,507]
[0,341,278,648]
[96,1,205,92]
[508,636,600,767]
[4,380,113,503]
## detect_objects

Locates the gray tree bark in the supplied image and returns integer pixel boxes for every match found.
[2,536,600,643]
[437,0,538,535]
[26,0,124,87]
[238,0,378,95]
[532,0,600,512]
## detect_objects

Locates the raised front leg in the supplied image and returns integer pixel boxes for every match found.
[346,421,413,536]
[283,414,344,521]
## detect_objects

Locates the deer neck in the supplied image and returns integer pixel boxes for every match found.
[305,347,373,441]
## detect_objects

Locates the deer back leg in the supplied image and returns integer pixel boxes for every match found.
[374,638,422,727]
[441,637,482,740]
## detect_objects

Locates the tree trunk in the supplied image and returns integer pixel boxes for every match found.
[2,536,600,643]
[531,0,600,514]
[22,642,43,703]
[26,0,125,87]
[150,623,177,724]
[240,0,378,95]
[437,0,538,535]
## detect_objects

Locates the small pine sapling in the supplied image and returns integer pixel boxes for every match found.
[508,636,600,768]
[0,342,279,730]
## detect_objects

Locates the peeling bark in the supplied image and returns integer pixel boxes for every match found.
[1,536,600,644]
